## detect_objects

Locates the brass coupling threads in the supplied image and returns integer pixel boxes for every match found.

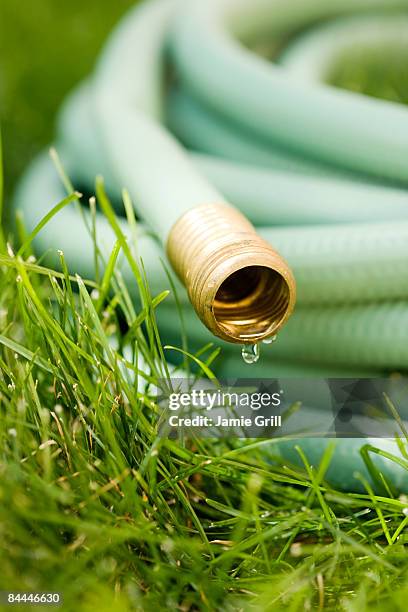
[166,203,296,344]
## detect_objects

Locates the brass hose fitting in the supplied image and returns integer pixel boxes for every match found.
[166,203,296,344]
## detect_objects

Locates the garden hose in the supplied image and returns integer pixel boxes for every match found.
[15,151,381,380]
[277,13,408,82]
[13,0,408,489]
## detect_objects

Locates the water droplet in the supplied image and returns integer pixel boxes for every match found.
[262,335,277,345]
[242,344,260,365]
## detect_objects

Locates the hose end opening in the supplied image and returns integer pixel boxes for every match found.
[213,266,291,342]
[166,203,296,344]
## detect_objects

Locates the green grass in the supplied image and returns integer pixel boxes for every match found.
[327,45,408,106]
[0,0,135,200]
[0,180,408,611]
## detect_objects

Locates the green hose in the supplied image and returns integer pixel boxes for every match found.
[58,83,408,227]
[15,152,381,380]
[278,13,408,81]
[171,0,408,180]
[13,0,408,490]
[55,82,408,366]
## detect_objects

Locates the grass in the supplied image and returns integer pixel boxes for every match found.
[0,177,408,611]
[327,45,408,106]
[0,0,135,199]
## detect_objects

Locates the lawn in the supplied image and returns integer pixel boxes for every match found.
[0,0,134,199]
[1,189,408,611]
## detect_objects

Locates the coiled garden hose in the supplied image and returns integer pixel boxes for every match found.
[13,0,408,489]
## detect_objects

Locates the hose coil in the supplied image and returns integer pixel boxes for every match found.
[13,0,408,488]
